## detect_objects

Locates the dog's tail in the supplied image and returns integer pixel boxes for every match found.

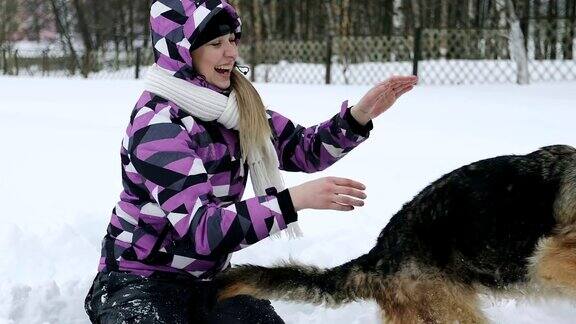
[216,252,381,307]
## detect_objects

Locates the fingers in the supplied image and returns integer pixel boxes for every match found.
[362,76,416,109]
[328,177,367,211]
[297,177,367,211]
[372,77,416,99]
[376,75,417,86]
[383,75,418,89]
[390,75,418,84]
[374,76,416,103]
[334,185,366,199]
[331,177,366,190]
[395,83,415,97]
[333,194,364,207]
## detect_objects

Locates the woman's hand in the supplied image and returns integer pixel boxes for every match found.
[288,177,367,212]
[351,75,418,125]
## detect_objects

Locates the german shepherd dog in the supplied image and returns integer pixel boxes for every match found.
[216,145,576,323]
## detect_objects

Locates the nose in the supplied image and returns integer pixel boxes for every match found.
[224,41,238,59]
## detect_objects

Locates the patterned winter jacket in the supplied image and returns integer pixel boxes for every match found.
[97,0,373,279]
[98,94,372,279]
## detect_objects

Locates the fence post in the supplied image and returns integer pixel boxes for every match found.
[135,47,141,79]
[42,50,49,76]
[250,41,257,82]
[325,33,333,84]
[1,49,5,75]
[14,50,19,76]
[412,27,422,77]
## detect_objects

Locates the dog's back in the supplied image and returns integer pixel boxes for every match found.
[380,144,575,287]
[217,145,576,323]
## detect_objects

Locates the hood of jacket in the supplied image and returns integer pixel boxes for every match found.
[149,0,241,89]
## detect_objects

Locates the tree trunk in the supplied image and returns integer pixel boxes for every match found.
[270,0,277,39]
[533,0,543,59]
[504,0,530,84]
[357,1,370,36]
[564,0,576,59]
[259,0,271,40]
[382,0,394,35]
[49,0,80,74]
[141,0,151,49]
[72,0,94,77]
[440,0,449,28]
[547,0,558,59]
[411,1,421,29]
[89,0,101,52]
[341,0,350,37]
[0,0,19,47]
[128,0,135,53]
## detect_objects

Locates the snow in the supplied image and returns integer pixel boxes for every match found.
[0,76,575,323]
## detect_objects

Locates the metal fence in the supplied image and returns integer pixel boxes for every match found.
[1,20,575,85]
[240,20,576,85]
[0,47,151,79]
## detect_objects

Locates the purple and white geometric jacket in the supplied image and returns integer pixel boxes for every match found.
[96,0,373,280]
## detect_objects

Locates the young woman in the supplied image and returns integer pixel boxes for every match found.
[84,1,418,323]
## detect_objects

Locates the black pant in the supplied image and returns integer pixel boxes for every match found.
[84,271,284,324]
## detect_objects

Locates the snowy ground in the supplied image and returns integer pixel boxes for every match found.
[0,76,575,323]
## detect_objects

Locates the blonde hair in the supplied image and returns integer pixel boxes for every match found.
[230,69,272,161]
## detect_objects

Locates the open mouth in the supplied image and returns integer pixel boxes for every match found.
[215,66,232,76]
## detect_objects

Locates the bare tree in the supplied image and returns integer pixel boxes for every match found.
[49,0,81,73]
[546,0,558,59]
[565,0,576,59]
[0,0,19,48]
[324,0,348,83]
[260,0,272,40]
[72,0,94,77]
[498,0,530,84]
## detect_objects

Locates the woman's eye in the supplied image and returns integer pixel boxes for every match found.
[210,42,221,46]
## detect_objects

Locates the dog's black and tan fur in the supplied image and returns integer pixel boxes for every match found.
[216,145,576,323]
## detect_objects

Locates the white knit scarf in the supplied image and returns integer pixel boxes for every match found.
[144,64,301,238]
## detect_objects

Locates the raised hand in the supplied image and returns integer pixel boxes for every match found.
[351,75,418,125]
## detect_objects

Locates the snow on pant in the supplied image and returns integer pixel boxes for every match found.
[84,271,285,324]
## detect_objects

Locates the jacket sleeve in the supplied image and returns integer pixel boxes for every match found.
[267,100,373,173]
[127,106,297,258]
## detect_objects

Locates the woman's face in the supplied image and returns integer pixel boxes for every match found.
[191,33,238,90]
